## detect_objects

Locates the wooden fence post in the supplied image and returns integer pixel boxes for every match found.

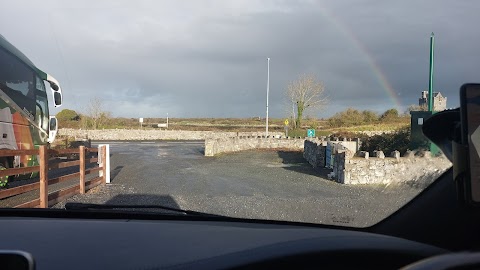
[101,146,107,184]
[39,145,48,208]
[79,146,85,194]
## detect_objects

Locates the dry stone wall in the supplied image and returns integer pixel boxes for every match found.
[58,128,283,141]
[303,140,327,168]
[204,137,307,156]
[334,150,451,186]
[355,130,394,136]
[303,139,451,186]
[303,139,359,168]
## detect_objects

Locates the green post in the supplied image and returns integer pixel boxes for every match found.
[427,33,437,155]
[428,32,435,112]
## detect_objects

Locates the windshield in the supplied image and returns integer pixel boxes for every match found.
[3,1,475,227]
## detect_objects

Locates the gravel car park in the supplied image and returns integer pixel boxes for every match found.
[54,141,423,227]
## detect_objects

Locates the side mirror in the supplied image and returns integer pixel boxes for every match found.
[46,74,63,107]
[54,91,62,106]
[460,83,480,205]
[48,116,58,143]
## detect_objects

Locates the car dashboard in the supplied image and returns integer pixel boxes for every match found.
[1,217,446,270]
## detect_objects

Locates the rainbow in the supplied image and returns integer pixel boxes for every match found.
[316,4,403,111]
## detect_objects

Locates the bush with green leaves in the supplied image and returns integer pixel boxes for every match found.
[328,108,379,127]
[360,126,411,156]
[380,108,399,121]
[56,109,80,122]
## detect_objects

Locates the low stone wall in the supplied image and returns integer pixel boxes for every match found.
[303,140,327,168]
[58,128,283,141]
[303,139,451,186]
[354,130,394,136]
[334,150,452,186]
[205,137,306,156]
[303,139,359,168]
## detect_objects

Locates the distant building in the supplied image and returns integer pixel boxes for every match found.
[419,91,447,111]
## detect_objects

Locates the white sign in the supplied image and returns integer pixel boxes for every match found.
[418,118,423,125]
[139,118,144,123]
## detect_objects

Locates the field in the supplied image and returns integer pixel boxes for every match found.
[58,116,410,138]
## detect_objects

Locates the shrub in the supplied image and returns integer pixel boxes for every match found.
[56,109,80,121]
[380,108,399,121]
[360,126,411,156]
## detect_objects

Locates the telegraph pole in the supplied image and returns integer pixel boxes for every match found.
[266,57,270,137]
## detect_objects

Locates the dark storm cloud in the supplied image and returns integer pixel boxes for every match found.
[1,0,479,118]
[326,0,480,110]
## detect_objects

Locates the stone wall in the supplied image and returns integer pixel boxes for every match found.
[303,140,327,168]
[303,139,451,186]
[303,139,359,168]
[204,137,307,156]
[354,130,394,136]
[334,150,452,186]
[58,128,283,141]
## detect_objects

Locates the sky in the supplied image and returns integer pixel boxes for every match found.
[1,0,479,118]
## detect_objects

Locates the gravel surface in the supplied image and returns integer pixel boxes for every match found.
[52,141,426,227]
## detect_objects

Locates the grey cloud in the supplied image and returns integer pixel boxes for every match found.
[1,0,479,118]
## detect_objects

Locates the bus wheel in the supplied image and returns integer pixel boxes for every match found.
[0,158,9,188]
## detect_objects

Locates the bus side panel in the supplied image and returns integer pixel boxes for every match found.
[12,111,36,167]
[0,101,38,173]
[0,106,36,169]
[0,106,17,147]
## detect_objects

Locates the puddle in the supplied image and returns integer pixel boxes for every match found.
[265,164,301,168]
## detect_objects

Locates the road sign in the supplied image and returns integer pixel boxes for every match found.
[139,118,144,123]
[307,129,315,138]
[284,119,289,126]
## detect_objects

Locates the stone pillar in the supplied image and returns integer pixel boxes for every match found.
[391,150,400,160]
[422,151,432,158]
[374,150,385,159]
[359,151,369,159]
[404,150,416,158]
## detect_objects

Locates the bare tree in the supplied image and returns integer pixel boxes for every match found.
[281,100,297,129]
[80,113,89,130]
[287,74,328,128]
[86,97,110,129]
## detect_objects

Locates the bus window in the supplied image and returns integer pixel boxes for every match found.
[35,95,48,131]
[0,47,36,117]
[36,76,45,92]
[0,48,34,98]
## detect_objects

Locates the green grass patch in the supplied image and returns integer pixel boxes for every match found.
[328,122,409,132]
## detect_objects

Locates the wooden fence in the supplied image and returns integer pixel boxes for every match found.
[0,145,108,208]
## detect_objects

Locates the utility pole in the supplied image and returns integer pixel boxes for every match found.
[428,32,435,112]
[266,57,270,137]
[166,113,169,129]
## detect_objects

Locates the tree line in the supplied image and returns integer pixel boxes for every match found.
[283,73,413,129]
[56,97,111,129]
[327,108,405,128]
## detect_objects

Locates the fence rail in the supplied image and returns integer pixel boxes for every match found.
[0,145,109,208]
